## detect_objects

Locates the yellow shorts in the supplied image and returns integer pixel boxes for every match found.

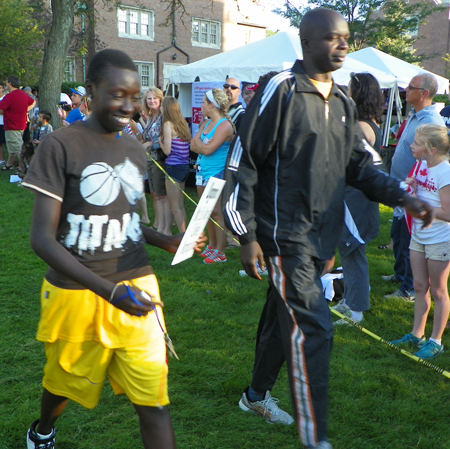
[39,275,169,409]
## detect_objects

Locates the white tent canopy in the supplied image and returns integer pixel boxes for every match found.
[170,31,448,92]
[346,47,449,94]
[169,31,302,84]
[169,31,397,88]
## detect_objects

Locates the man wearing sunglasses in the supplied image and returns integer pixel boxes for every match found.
[382,74,445,301]
[223,78,245,131]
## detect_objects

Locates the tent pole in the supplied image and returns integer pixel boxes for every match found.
[383,84,395,147]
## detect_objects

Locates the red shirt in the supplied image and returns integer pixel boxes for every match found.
[0,89,34,130]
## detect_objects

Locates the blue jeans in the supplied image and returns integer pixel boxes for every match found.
[390,216,414,294]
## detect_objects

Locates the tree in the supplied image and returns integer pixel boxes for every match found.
[38,0,78,130]
[367,0,439,64]
[0,0,46,84]
[39,0,196,130]
[274,0,441,63]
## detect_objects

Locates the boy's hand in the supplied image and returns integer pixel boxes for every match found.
[110,284,162,317]
[193,232,208,253]
[164,231,207,254]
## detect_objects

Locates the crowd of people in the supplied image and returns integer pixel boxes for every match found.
[2,7,450,449]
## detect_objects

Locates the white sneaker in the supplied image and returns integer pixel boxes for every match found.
[27,420,56,448]
[238,389,294,425]
[331,300,350,314]
[308,441,333,449]
[0,160,6,166]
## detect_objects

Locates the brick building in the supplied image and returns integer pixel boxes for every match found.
[67,0,269,91]
[413,0,450,79]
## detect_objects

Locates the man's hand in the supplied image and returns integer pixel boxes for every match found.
[403,194,434,229]
[241,241,265,280]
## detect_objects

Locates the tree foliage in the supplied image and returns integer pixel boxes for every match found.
[0,0,47,84]
[274,0,441,63]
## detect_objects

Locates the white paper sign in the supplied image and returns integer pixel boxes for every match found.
[171,177,226,265]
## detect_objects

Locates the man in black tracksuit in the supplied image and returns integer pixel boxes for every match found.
[223,9,432,449]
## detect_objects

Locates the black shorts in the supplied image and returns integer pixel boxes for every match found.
[0,125,5,145]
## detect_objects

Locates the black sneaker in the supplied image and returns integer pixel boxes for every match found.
[27,420,56,448]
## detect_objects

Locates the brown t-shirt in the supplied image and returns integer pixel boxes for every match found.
[23,121,153,289]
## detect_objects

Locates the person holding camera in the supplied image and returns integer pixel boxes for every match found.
[65,86,86,124]
[142,87,173,235]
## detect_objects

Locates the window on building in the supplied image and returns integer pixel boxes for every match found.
[118,7,154,40]
[192,18,221,49]
[64,58,76,83]
[135,61,154,91]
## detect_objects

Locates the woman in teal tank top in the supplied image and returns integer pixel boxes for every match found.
[191,88,234,264]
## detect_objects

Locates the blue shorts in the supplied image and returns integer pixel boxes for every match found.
[195,169,225,187]
[165,164,189,183]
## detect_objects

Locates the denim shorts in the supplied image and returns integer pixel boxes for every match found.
[195,169,225,187]
[165,164,190,183]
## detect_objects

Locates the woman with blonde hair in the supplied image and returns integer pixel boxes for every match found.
[191,88,234,264]
[391,124,450,359]
[159,96,191,232]
[141,87,173,235]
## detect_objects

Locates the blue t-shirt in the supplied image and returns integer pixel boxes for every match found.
[390,105,445,182]
[66,107,85,124]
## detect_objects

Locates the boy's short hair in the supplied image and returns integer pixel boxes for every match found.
[7,76,19,88]
[86,49,137,86]
[39,110,52,122]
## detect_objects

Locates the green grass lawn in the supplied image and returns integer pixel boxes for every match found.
[1,174,450,449]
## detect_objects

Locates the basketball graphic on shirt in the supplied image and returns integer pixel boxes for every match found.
[114,157,143,205]
[80,162,121,206]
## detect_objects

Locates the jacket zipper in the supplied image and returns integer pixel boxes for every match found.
[324,100,329,168]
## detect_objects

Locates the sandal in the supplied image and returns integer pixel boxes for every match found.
[1,165,14,171]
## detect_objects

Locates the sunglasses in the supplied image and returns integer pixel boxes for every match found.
[406,85,426,91]
[223,84,239,90]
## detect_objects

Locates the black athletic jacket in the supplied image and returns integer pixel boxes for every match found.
[223,60,405,260]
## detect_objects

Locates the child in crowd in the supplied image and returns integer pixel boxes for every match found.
[390,124,450,359]
[160,96,191,233]
[22,49,205,449]
[32,110,53,146]
[191,88,234,264]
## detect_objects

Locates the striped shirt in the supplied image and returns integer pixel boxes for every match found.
[166,138,190,166]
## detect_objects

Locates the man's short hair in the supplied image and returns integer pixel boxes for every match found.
[86,49,137,86]
[7,76,19,88]
[419,73,438,99]
[39,110,52,122]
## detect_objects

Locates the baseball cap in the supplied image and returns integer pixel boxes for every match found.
[70,86,86,96]
[60,93,72,105]
[247,84,259,92]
